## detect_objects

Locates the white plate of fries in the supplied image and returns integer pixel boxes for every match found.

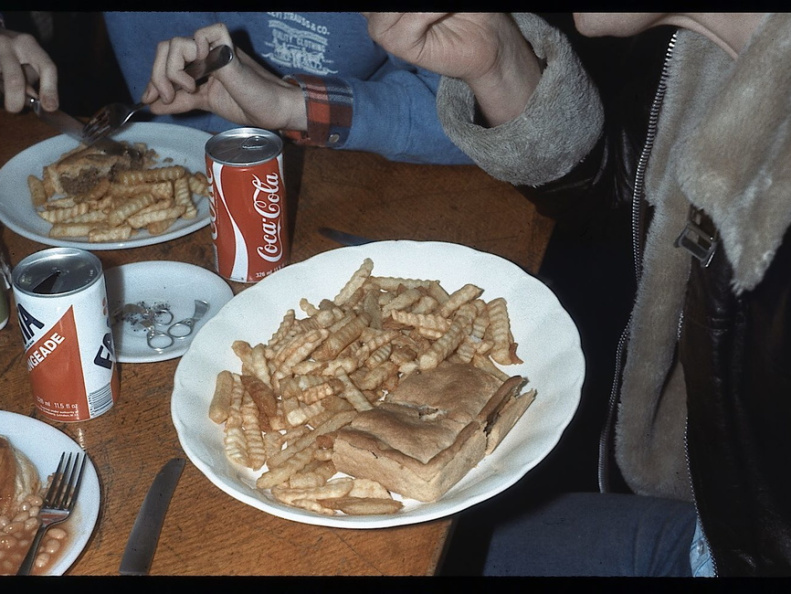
[0,411,101,575]
[0,122,212,250]
[171,241,584,528]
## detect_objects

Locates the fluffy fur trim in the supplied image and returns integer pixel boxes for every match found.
[436,13,603,186]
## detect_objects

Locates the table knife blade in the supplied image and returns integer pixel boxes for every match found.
[119,457,186,576]
[318,227,375,246]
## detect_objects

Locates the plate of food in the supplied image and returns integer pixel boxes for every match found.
[0,122,212,250]
[105,261,234,363]
[0,411,101,575]
[171,241,584,528]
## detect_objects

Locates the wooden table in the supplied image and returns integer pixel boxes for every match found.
[0,109,553,575]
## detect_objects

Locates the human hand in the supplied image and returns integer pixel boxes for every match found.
[0,28,58,112]
[364,12,541,126]
[143,23,306,131]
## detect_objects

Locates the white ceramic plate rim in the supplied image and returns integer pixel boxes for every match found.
[105,261,234,363]
[0,122,211,250]
[171,240,585,528]
[0,411,100,575]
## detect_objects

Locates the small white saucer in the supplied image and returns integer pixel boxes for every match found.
[105,261,233,363]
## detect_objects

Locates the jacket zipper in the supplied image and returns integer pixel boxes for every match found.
[596,29,718,575]
[597,31,678,492]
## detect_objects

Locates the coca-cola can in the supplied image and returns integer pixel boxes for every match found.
[205,127,289,283]
[11,247,119,422]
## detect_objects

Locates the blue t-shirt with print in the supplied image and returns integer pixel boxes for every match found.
[102,12,472,164]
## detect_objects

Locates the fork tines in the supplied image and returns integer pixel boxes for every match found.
[45,451,86,511]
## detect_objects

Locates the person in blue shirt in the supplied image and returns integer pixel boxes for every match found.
[102,12,472,165]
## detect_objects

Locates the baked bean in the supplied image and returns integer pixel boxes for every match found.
[24,517,39,532]
[0,516,9,529]
[1,559,13,573]
[48,528,67,540]
[3,521,24,535]
[34,552,50,569]
[0,535,18,550]
[43,539,61,555]
[25,495,43,508]
[12,511,30,523]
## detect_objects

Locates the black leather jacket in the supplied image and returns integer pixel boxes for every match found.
[536,22,791,576]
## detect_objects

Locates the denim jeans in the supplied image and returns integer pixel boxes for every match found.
[483,492,697,576]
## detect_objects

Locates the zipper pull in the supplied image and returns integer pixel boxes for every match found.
[674,205,718,267]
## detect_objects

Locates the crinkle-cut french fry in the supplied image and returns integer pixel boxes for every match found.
[48,222,96,238]
[209,370,235,424]
[28,175,48,207]
[355,360,398,391]
[115,164,186,184]
[146,218,177,236]
[88,224,133,243]
[335,370,374,412]
[127,204,186,229]
[64,210,108,224]
[439,283,484,317]
[368,276,433,291]
[174,176,197,219]
[273,328,329,374]
[427,280,450,305]
[320,497,404,515]
[487,297,523,365]
[250,343,273,386]
[188,171,210,197]
[410,294,439,315]
[364,343,392,370]
[267,309,296,348]
[287,460,337,490]
[348,478,392,499]
[389,310,452,334]
[271,476,354,506]
[240,374,278,419]
[311,312,371,362]
[333,258,373,305]
[241,390,267,470]
[38,202,90,223]
[42,195,77,209]
[380,287,424,316]
[107,192,156,227]
[256,443,317,490]
[232,340,254,372]
[418,316,472,371]
[222,373,248,466]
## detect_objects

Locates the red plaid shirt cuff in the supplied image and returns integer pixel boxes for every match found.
[282,74,353,147]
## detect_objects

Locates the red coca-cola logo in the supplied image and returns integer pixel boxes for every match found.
[252,172,284,263]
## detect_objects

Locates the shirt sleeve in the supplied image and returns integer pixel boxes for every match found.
[281,74,353,148]
[285,64,474,165]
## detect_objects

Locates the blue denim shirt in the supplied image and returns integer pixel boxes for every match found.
[690,516,715,577]
[101,11,472,165]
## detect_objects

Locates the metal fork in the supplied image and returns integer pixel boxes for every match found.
[82,44,234,143]
[17,451,86,575]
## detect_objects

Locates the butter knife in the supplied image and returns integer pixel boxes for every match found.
[318,227,375,246]
[119,457,186,576]
[0,76,130,155]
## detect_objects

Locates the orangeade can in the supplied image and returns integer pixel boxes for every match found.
[205,127,289,283]
[11,247,119,422]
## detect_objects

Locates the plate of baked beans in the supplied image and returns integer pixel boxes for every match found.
[0,411,100,575]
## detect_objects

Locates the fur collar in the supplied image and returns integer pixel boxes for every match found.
[615,14,791,499]
[677,14,791,294]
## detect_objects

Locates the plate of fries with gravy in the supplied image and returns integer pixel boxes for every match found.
[0,122,212,250]
[171,241,584,528]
